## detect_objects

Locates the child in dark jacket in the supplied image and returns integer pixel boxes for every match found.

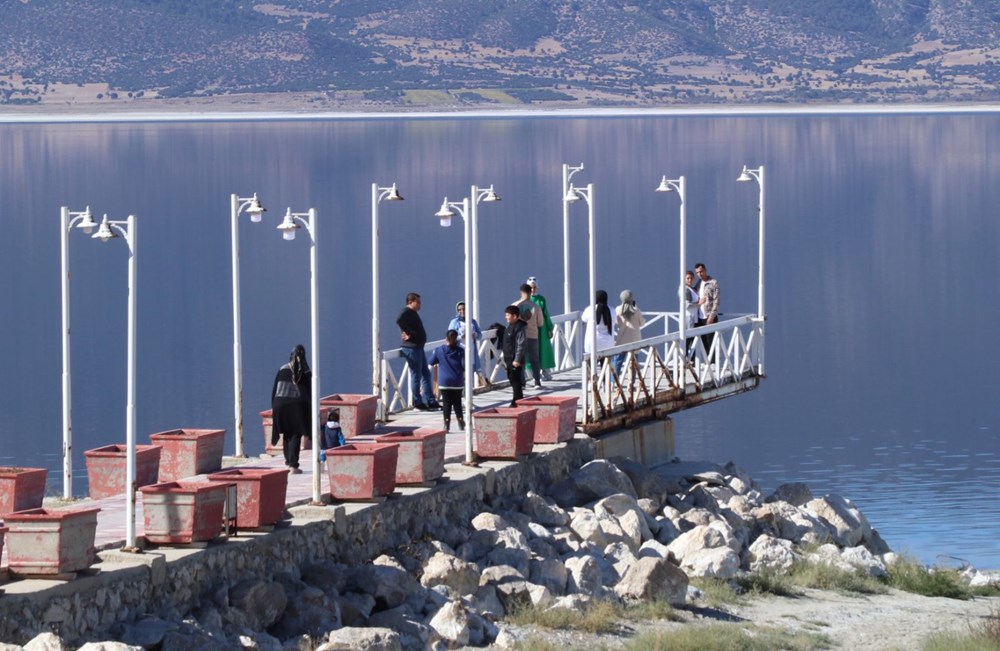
[427,330,466,431]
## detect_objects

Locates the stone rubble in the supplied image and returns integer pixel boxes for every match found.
[26,456,998,651]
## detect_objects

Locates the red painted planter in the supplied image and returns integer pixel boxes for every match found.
[325,443,399,501]
[0,525,6,561]
[4,506,100,575]
[205,467,289,529]
[140,480,232,544]
[260,410,312,456]
[515,395,579,443]
[375,427,446,485]
[320,394,377,439]
[0,466,47,517]
[473,407,537,459]
[84,444,162,500]
[149,429,225,482]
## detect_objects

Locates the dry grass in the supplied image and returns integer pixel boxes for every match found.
[507,599,680,634]
[624,622,832,651]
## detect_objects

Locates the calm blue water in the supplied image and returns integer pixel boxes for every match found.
[0,113,997,568]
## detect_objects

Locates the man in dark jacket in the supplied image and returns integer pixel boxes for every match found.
[502,305,527,407]
[396,292,439,410]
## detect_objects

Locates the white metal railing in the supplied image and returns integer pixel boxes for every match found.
[379,310,764,421]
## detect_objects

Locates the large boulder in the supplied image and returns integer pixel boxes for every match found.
[25,634,67,651]
[841,545,887,577]
[751,501,831,544]
[366,606,432,650]
[348,563,424,611]
[271,585,341,640]
[421,552,481,597]
[320,627,402,651]
[667,522,739,560]
[564,554,603,595]
[528,557,569,596]
[613,557,688,606]
[765,482,813,506]
[521,492,570,526]
[679,547,741,579]
[77,645,143,651]
[229,579,288,630]
[470,585,506,620]
[572,460,638,501]
[117,617,178,649]
[805,495,872,547]
[594,493,653,547]
[428,600,470,648]
[747,535,796,572]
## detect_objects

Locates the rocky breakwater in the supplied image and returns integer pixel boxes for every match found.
[14,456,912,651]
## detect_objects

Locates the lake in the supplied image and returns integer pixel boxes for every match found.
[0,110,997,568]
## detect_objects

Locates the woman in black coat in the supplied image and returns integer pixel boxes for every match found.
[271,344,312,473]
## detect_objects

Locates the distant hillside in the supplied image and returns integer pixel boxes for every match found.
[2,0,999,109]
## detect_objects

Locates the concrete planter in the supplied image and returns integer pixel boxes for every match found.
[325,442,399,501]
[474,407,537,459]
[320,394,377,439]
[140,480,232,545]
[149,428,225,482]
[4,506,100,575]
[84,444,162,500]
[515,395,578,443]
[205,467,289,529]
[0,466,47,517]
[260,410,312,456]
[375,427,446,485]
[0,525,6,562]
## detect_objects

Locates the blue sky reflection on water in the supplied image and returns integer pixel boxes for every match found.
[0,113,998,568]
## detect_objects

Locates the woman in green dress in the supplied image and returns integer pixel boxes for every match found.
[527,276,555,381]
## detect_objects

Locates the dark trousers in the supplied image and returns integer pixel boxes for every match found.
[506,364,524,406]
[283,433,303,469]
[524,338,541,383]
[440,388,464,427]
[697,318,716,361]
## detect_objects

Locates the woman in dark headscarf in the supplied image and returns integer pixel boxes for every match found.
[271,344,312,473]
[581,289,615,353]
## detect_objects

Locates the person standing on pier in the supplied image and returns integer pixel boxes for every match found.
[681,270,700,359]
[396,292,440,411]
[614,289,645,375]
[449,301,489,388]
[695,263,720,359]
[427,329,466,431]
[513,283,544,388]
[527,276,555,381]
[502,305,527,406]
[271,344,312,474]
[582,289,615,354]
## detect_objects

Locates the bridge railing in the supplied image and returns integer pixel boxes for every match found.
[379,310,763,420]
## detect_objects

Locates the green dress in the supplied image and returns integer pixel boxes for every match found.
[530,293,556,370]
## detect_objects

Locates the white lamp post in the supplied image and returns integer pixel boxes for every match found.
[434,197,475,465]
[469,184,500,325]
[563,183,596,422]
[91,214,141,551]
[60,206,98,500]
[230,193,266,458]
[562,163,585,314]
[276,207,322,504]
[737,164,766,375]
[655,175,686,388]
[371,182,403,421]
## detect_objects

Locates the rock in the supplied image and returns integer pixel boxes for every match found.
[471,512,511,534]
[367,606,432,650]
[550,526,581,554]
[456,529,494,561]
[421,552,481,597]
[529,557,569,596]
[492,626,521,650]
[230,579,288,630]
[683,485,722,512]
[865,528,893,555]
[484,546,531,576]
[572,460,638,501]
[494,579,548,612]
[271,585,340,640]
[841,545,887,577]
[160,630,230,651]
[968,570,1000,588]
[689,470,726,486]
[527,521,555,541]
[521,491,570,526]
[747,535,796,572]
[751,502,831,544]
[805,543,856,573]
[336,591,376,624]
[77,644,143,651]
[638,539,671,560]
[239,632,283,651]
[653,517,680,545]
[528,537,559,559]
[569,509,608,548]
[594,493,653,546]
[118,616,178,649]
[349,564,424,610]
[480,564,525,586]
[637,497,660,516]
[546,478,583,508]
[471,585,506,620]
[805,495,872,547]
[24,634,67,651]
[613,557,688,606]
[302,559,348,592]
[667,522,739,560]
[548,593,594,612]
[727,475,751,495]
[281,635,313,651]
[679,547,742,579]
[607,456,672,504]
[564,554,603,595]
[321,627,402,651]
[677,507,716,531]
[765,482,813,506]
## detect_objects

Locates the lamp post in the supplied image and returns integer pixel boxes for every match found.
[371,183,404,421]
[91,214,141,551]
[230,193,266,458]
[737,164,766,375]
[276,207,322,504]
[655,175,686,388]
[562,163,584,314]
[60,206,98,500]
[434,197,475,465]
[469,184,500,325]
[563,183,596,422]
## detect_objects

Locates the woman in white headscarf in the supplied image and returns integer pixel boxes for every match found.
[614,289,645,375]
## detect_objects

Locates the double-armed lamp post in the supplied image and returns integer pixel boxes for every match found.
[655,174,687,387]
[561,163,585,314]
[371,183,404,420]
[563,183,596,422]
[737,164,766,375]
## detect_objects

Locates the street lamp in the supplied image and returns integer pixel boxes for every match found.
[564,183,596,422]
[469,184,500,324]
[371,182,403,421]
[562,163,585,314]
[434,196,475,465]
[276,207,322,504]
[737,164,766,375]
[60,206,98,499]
[230,193,266,458]
[655,175,686,388]
[91,214,141,552]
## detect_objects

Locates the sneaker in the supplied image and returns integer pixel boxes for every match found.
[426,400,442,410]
[290,467,303,474]
[542,370,552,381]
[533,381,542,389]
[413,400,430,411]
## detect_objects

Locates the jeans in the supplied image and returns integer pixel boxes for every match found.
[524,338,541,383]
[613,353,626,377]
[401,346,434,404]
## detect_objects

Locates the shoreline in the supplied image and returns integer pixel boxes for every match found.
[1,101,1000,124]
